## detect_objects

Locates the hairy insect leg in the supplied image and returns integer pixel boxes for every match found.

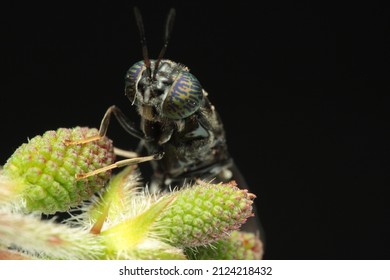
[64,105,144,146]
[76,152,164,180]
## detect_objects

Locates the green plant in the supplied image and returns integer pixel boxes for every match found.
[0,127,263,260]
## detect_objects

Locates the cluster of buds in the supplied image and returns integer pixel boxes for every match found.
[0,127,263,260]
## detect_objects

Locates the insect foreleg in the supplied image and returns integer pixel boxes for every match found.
[64,105,144,146]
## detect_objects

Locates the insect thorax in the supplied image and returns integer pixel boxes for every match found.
[125,59,231,187]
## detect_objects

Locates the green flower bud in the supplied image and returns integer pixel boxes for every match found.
[3,127,115,214]
[186,230,264,260]
[155,181,256,247]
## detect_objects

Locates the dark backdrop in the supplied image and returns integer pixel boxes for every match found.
[1,1,389,259]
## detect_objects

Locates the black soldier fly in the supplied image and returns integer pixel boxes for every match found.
[67,7,262,236]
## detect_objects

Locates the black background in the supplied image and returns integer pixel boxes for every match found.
[1,1,389,259]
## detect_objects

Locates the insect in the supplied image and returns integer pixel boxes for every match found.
[67,7,262,235]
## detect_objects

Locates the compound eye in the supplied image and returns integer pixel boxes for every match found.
[162,71,203,119]
[125,61,145,102]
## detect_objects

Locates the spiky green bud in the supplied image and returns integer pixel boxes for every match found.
[155,181,255,247]
[186,230,263,260]
[2,127,115,214]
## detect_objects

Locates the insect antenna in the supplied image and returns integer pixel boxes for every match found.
[133,7,151,78]
[153,8,176,80]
